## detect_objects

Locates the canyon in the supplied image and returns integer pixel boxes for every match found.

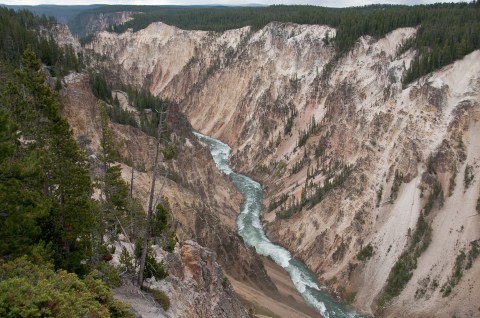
[65,17,480,317]
[60,64,318,318]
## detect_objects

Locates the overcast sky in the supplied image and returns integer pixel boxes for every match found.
[0,0,467,7]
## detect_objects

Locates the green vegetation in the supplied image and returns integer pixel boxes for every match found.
[0,9,175,315]
[5,4,103,24]
[476,194,480,213]
[93,85,173,287]
[464,164,474,189]
[422,155,444,214]
[268,193,288,212]
[376,186,383,208]
[0,48,94,274]
[314,134,329,159]
[148,199,177,254]
[290,155,310,176]
[448,170,456,197]
[284,105,298,136]
[0,257,133,318]
[297,117,318,149]
[466,239,480,269]
[141,286,171,311]
[277,165,351,219]
[90,76,175,287]
[379,214,432,306]
[423,179,443,215]
[442,250,465,297]
[0,7,81,76]
[68,5,152,36]
[305,165,352,208]
[12,2,480,85]
[119,247,135,275]
[90,72,113,103]
[88,73,172,138]
[441,239,480,296]
[390,170,404,201]
[275,160,288,176]
[0,46,133,314]
[96,262,123,288]
[144,250,168,281]
[357,243,374,261]
[95,102,149,252]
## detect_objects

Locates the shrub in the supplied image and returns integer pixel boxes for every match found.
[119,247,135,274]
[357,243,374,261]
[379,214,432,306]
[0,257,133,318]
[141,286,170,311]
[144,252,168,281]
[464,164,474,189]
[390,170,403,201]
[95,262,122,288]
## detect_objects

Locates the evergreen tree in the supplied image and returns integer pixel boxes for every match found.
[0,257,133,318]
[0,49,95,274]
[97,102,129,245]
[0,107,50,258]
[151,198,176,252]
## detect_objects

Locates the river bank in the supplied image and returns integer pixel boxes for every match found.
[229,256,323,318]
[194,132,359,318]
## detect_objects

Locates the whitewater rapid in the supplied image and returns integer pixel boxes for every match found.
[194,132,360,318]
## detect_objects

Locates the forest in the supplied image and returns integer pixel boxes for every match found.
[0,8,81,76]
[89,71,171,137]
[73,1,480,84]
[0,8,173,316]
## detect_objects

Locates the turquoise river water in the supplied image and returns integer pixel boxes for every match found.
[194,132,361,318]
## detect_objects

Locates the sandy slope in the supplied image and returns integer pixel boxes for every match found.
[229,257,322,318]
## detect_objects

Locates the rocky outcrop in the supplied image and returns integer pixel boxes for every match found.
[113,241,248,318]
[51,23,81,53]
[85,21,480,317]
[151,240,248,318]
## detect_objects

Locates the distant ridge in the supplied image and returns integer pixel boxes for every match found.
[0,4,105,23]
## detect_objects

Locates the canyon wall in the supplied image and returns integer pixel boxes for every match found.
[85,22,480,317]
[59,71,276,316]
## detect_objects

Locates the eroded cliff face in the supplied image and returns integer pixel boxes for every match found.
[86,22,480,317]
[153,240,249,318]
[50,23,81,53]
[113,240,248,318]
[59,72,279,314]
[86,22,250,96]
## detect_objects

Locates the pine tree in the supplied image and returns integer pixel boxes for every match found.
[19,49,95,273]
[97,102,129,245]
[137,106,170,287]
[0,49,95,273]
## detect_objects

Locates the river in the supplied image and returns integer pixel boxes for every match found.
[194,132,361,318]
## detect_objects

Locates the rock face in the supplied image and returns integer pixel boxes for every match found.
[86,22,251,96]
[86,21,480,317]
[150,241,249,318]
[112,241,248,318]
[50,23,81,53]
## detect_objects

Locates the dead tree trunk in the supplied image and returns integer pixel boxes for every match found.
[137,109,167,287]
[128,149,135,199]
